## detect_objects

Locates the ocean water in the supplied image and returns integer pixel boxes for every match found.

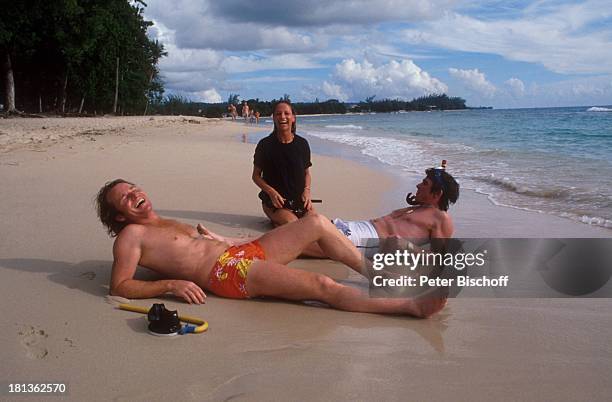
[260,106,612,229]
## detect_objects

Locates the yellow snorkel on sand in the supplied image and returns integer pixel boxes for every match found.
[119,303,209,336]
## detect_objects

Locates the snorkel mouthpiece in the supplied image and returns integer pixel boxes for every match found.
[147,303,182,336]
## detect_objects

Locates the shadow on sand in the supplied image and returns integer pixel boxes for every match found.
[0,257,448,351]
[0,258,158,298]
[156,209,270,232]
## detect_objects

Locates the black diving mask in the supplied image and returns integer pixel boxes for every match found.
[147,303,182,336]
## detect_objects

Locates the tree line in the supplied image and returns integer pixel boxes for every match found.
[0,1,467,118]
[0,0,165,115]
[152,93,467,118]
[352,94,467,113]
[151,94,348,117]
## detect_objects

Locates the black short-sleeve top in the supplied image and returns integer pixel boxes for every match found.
[254,133,312,202]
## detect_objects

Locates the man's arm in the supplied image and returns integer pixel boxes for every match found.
[110,229,206,304]
[429,213,454,253]
[432,213,454,239]
[196,223,253,246]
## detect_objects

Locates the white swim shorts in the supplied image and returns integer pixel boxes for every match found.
[332,218,380,252]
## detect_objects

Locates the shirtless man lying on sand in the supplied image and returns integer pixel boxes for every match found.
[305,165,459,258]
[96,179,447,318]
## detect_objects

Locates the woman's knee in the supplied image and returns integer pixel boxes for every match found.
[303,212,329,229]
[266,207,298,226]
[275,212,298,225]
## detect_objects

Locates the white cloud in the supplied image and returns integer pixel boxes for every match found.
[322,81,348,101]
[240,76,310,83]
[544,76,612,99]
[454,74,612,108]
[208,0,456,26]
[512,75,612,107]
[196,88,222,103]
[141,0,612,107]
[402,1,612,74]
[160,72,218,93]
[220,54,321,74]
[146,18,175,45]
[505,78,526,97]
[176,22,322,52]
[159,70,243,98]
[145,1,325,52]
[449,68,497,98]
[158,45,223,73]
[329,59,448,101]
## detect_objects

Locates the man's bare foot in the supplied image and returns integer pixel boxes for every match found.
[410,296,448,318]
[408,287,449,318]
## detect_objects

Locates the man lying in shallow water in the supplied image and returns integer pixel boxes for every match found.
[305,165,459,258]
[95,179,447,318]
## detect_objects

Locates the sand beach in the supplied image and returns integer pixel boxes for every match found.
[1,116,611,401]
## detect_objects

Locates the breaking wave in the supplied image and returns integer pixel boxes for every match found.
[586,107,612,112]
[476,175,570,199]
[324,124,363,130]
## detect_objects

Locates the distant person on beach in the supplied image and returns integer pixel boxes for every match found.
[255,110,260,124]
[252,100,314,226]
[241,101,250,122]
[305,165,459,257]
[95,179,446,318]
[228,104,237,120]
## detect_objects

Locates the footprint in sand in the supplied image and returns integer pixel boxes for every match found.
[79,271,96,280]
[18,325,49,360]
[64,337,76,348]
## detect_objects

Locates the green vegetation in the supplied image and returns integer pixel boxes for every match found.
[0,1,467,117]
[150,94,465,118]
[0,0,165,115]
[351,94,467,113]
[151,96,347,118]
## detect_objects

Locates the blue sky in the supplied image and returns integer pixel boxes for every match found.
[143,0,612,108]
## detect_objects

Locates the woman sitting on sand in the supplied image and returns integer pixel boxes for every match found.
[252,100,314,226]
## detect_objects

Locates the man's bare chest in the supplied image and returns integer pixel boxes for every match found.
[142,221,198,250]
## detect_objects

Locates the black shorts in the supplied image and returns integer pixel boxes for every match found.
[259,193,306,218]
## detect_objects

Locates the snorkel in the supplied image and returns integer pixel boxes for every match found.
[119,303,209,336]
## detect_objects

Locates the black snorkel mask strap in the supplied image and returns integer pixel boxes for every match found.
[406,160,447,205]
[429,159,447,189]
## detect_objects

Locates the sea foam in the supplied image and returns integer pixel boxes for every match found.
[305,130,425,169]
[299,108,612,230]
[324,124,363,130]
[477,175,569,199]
